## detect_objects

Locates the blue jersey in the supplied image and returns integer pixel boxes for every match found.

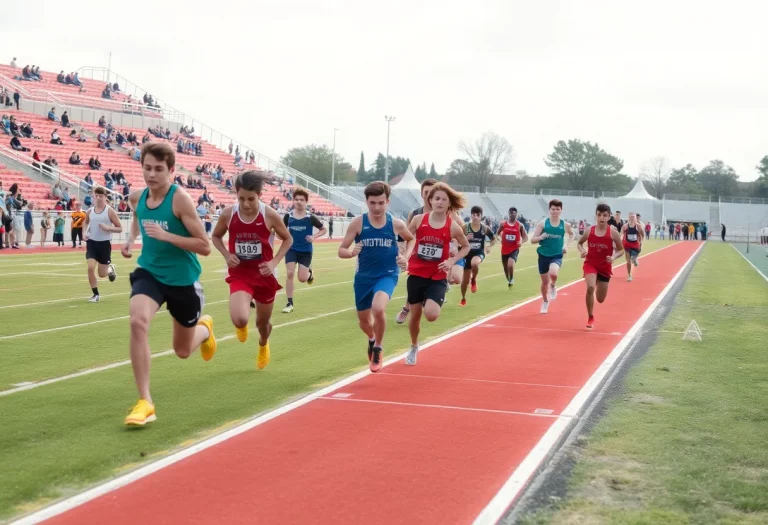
[355,213,399,280]
[284,212,323,253]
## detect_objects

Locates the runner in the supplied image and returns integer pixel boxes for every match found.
[122,143,217,427]
[530,199,575,314]
[496,206,528,288]
[607,210,624,231]
[395,178,465,324]
[405,182,470,365]
[211,170,294,370]
[281,187,327,314]
[620,212,644,282]
[459,206,494,306]
[83,186,121,303]
[578,203,624,329]
[338,181,413,372]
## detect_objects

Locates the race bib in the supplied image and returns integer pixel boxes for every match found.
[505,234,516,242]
[417,243,443,261]
[235,241,262,260]
[627,233,638,242]
[469,241,482,250]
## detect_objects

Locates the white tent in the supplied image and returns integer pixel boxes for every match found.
[620,178,657,200]
[393,164,421,190]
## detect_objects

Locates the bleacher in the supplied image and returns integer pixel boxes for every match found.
[0,162,58,208]
[1,63,348,216]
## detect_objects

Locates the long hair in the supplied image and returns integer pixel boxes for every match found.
[427,182,468,213]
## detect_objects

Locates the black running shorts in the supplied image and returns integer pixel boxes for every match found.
[407,275,448,307]
[129,268,204,328]
[85,239,112,265]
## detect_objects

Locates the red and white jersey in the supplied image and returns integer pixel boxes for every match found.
[585,225,614,274]
[500,220,522,255]
[408,213,453,280]
[227,201,276,282]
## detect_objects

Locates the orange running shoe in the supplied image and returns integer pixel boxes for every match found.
[460,298,467,306]
[471,279,477,293]
[586,316,595,330]
[370,347,383,372]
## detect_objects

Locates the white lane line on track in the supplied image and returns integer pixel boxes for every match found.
[317,396,564,418]
[7,243,679,524]
[375,372,581,389]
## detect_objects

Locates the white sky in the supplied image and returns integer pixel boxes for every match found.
[4,0,766,182]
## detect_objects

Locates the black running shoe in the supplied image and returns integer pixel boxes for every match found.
[307,269,314,285]
[370,347,383,372]
[367,339,375,362]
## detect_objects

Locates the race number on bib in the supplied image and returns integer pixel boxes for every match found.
[417,243,444,261]
[505,234,516,242]
[235,241,262,259]
[627,234,638,242]
[469,241,482,250]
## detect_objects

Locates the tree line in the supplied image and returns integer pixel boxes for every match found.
[279,138,768,199]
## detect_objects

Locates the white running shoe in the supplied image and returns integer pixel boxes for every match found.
[540,301,549,314]
[632,255,639,267]
[108,264,117,282]
[405,345,418,366]
[627,274,633,282]
[281,303,294,313]
[88,295,100,303]
[395,307,410,324]
[549,284,557,300]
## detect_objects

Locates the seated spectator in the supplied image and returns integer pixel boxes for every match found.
[118,199,129,212]
[93,156,101,169]
[84,191,93,208]
[10,135,29,152]
[48,108,59,122]
[98,116,106,127]
[69,152,81,165]
[78,129,87,142]
[31,150,42,169]
[104,170,115,190]
[62,72,70,84]
[88,156,97,169]
[112,82,120,92]
[122,182,131,197]
[20,122,37,139]
[73,73,82,87]
[69,129,77,138]
[50,129,63,145]
[113,170,126,185]
[32,66,42,80]
[51,183,63,199]
[8,116,20,137]
[11,57,17,67]
[83,173,94,188]
[115,130,125,146]
[61,111,71,128]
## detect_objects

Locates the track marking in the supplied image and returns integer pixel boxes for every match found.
[8,244,680,525]
[375,372,580,390]
[317,396,564,418]
[730,243,768,283]
[490,325,624,336]
[471,242,704,525]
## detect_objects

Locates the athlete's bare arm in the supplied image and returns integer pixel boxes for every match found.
[446,221,471,269]
[211,206,234,260]
[338,216,363,259]
[265,205,293,268]
[563,222,575,253]
[610,228,625,261]
[121,190,143,258]
[495,223,504,240]
[105,207,123,233]
[519,222,529,244]
[83,208,91,241]
[394,218,415,259]
[141,188,210,256]
[485,225,495,250]
[407,214,424,236]
[577,229,590,258]
[309,214,327,241]
[530,220,547,244]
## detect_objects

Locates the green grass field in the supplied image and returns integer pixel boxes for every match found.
[0,239,671,521]
[519,242,768,525]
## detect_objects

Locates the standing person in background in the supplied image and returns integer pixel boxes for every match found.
[54,211,65,246]
[40,211,50,247]
[70,202,86,248]
[23,203,34,248]
[328,217,333,239]
[721,223,726,242]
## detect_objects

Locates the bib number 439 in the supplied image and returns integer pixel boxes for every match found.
[417,243,443,261]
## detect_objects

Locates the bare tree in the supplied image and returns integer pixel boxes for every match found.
[640,157,671,199]
[458,132,514,192]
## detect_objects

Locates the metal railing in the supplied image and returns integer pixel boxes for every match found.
[0,145,123,203]
[663,194,711,202]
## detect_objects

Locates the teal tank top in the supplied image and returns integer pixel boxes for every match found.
[537,218,566,257]
[136,185,202,286]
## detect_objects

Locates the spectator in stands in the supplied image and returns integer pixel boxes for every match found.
[98,116,107,127]
[115,130,125,146]
[0,90,7,107]
[228,141,233,154]
[112,82,120,92]
[104,170,115,190]
[11,57,17,67]
[69,152,81,165]
[78,129,87,142]
[57,71,66,83]
[32,66,42,80]
[21,65,35,81]
[13,90,19,110]
[31,150,41,169]
[51,183,63,200]
[113,169,126,185]
[48,108,59,122]
[61,111,71,128]
[50,129,63,145]
[20,122,36,139]
[83,190,93,208]
[1,114,10,134]
[10,135,29,152]
[174,174,184,186]
[8,116,19,137]
[73,73,82,87]
[83,173,94,188]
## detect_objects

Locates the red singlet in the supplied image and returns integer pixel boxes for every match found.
[622,222,641,250]
[500,220,522,255]
[225,201,282,304]
[583,225,614,278]
[408,213,453,280]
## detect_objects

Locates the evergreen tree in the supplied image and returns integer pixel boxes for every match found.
[356,151,368,183]
[429,163,438,179]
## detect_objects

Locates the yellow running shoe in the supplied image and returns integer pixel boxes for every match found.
[198,315,217,361]
[257,341,270,370]
[125,399,156,427]
[236,324,248,343]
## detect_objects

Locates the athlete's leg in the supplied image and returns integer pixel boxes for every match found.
[471,255,482,281]
[408,302,423,346]
[128,294,161,403]
[357,309,374,340]
[450,264,463,285]
[508,255,516,280]
[595,280,610,304]
[549,262,560,285]
[370,290,390,347]
[502,255,510,281]
[171,318,212,359]
[254,301,274,346]
[423,299,442,322]
[229,290,252,329]
[87,258,99,289]
[539,272,551,302]
[461,268,471,300]
[97,263,110,279]
[297,264,310,283]
[284,261,296,302]
[625,249,632,277]
[585,273,597,318]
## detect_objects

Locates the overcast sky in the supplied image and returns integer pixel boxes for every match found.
[4,0,766,182]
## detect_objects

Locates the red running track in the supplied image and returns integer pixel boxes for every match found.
[27,242,701,525]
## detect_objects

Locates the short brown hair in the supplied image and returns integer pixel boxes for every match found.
[420,178,438,190]
[93,186,107,196]
[140,142,175,169]
[548,199,563,209]
[364,181,391,199]
[292,187,310,201]
[596,203,611,214]
[427,182,468,212]
[235,170,269,193]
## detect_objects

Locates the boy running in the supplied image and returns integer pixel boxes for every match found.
[83,186,121,302]
[212,171,294,370]
[496,206,528,288]
[281,187,326,313]
[578,203,624,329]
[339,181,413,372]
[530,199,574,314]
[122,143,216,427]
[620,212,644,282]
[460,205,494,306]
[405,183,470,365]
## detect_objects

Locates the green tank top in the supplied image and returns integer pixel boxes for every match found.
[537,218,566,257]
[136,185,202,286]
